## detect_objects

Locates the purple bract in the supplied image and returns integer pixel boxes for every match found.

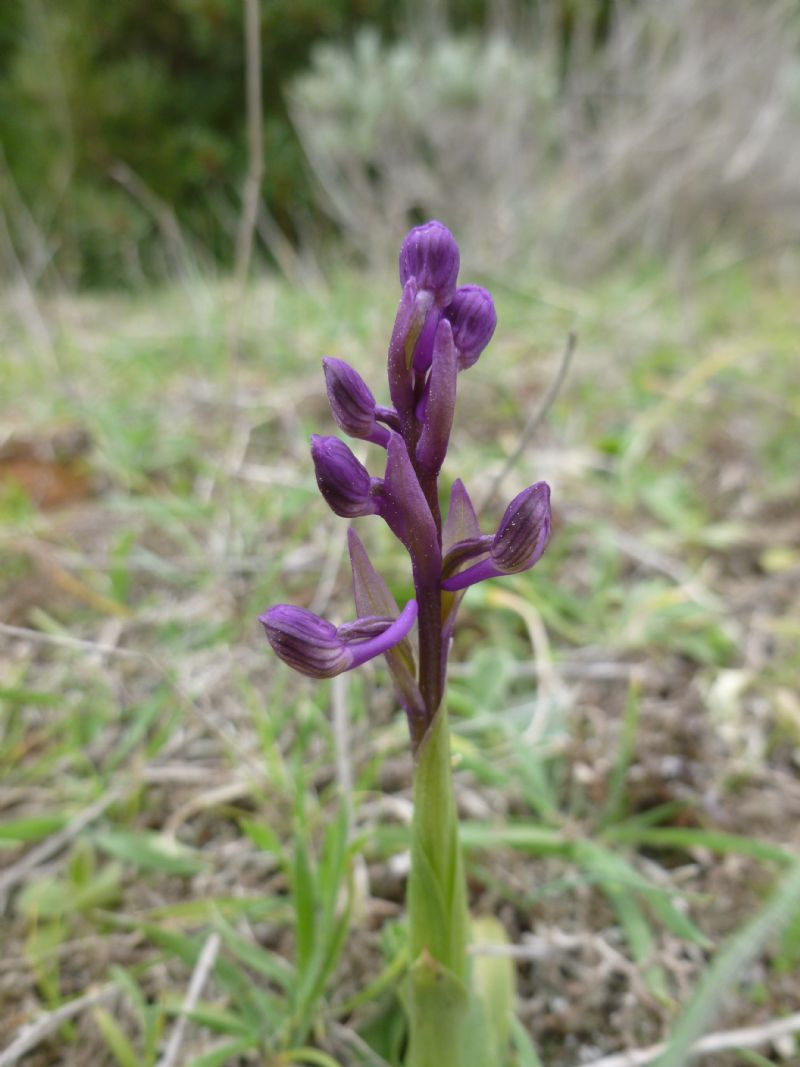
[261,221,552,751]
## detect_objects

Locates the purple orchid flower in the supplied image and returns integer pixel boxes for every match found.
[260,221,552,752]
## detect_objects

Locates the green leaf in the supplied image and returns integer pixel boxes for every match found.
[406,950,469,1067]
[141,925,281,1034]
[509,1016,545,1067]
[19,863,122,919]
[600,679,641,828]
[282,1049,344,1067]
[654,861,800,1067]
[607,826,793,866]
[460,821,571,857]
[93,1007,140,1067]
[576,842,670,1000]
[93,831,205,875]
[465,916,515,1067]
[182,1005,254,1038]
[645,891,711,949]
[239,818,283,858]
[292,829,317,978]
[187,1037,258,1067]
[0,814,67,849]
[212,912,294,991]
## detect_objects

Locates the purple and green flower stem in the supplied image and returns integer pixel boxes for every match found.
[259,221,553,1067]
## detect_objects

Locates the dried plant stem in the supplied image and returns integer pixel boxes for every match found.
[234,0,264,289]
[482,331,576,511]
[0,986,116,1067]
[156,933,221,1067]
[574,1010,800,1067]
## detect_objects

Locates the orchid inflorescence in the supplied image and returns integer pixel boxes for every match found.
[260,221,552,752]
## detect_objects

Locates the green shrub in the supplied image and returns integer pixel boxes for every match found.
[0,0,402,285]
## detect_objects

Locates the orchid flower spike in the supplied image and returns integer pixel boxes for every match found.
[260,220,553,750]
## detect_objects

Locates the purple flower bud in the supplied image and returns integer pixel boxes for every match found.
[310,435,379,518]
[322,358,390,447]
[259,600,419,679]
[492,482,551,572]
[259,605,352,678]
[441,482,552,591]
[399,221,460,308]
[443,285,497,370]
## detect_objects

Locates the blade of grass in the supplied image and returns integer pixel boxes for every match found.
[606,826,793,866]
[654,860,800,1067]
[601,679,641,828]
[509,1016,545,1067]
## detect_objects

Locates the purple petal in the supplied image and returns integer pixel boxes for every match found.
[348,527,424,723]
[440,557,504,592]
[442,478,481,555]
[415,319,458,475]
[387,278,424,429]
[411,305,441,374]
[346,599,418,669]
[349,526,416,674]
[380,435,440,571]
[337,615,396,641]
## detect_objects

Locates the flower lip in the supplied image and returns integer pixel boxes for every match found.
[310,434,379,518]
[443,285,497,370]
[399,221,460,308]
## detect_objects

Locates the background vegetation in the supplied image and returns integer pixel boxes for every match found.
[2,1,800,1065]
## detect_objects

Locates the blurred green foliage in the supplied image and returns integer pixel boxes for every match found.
[0,0,496,286]
[0,0,617,287]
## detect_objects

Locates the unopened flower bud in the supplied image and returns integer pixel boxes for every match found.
[399,221,460,308]
[322,358,390,446]
[310,435,379,518]
[491,482,551,572]
[259,600,419,679]
[259,605,352,678]
[443,285,497,370]
[441,482,551,592]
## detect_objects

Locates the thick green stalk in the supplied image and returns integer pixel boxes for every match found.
[406,704,469,1067]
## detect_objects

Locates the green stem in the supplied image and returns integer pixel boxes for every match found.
[406,704,469,1067]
